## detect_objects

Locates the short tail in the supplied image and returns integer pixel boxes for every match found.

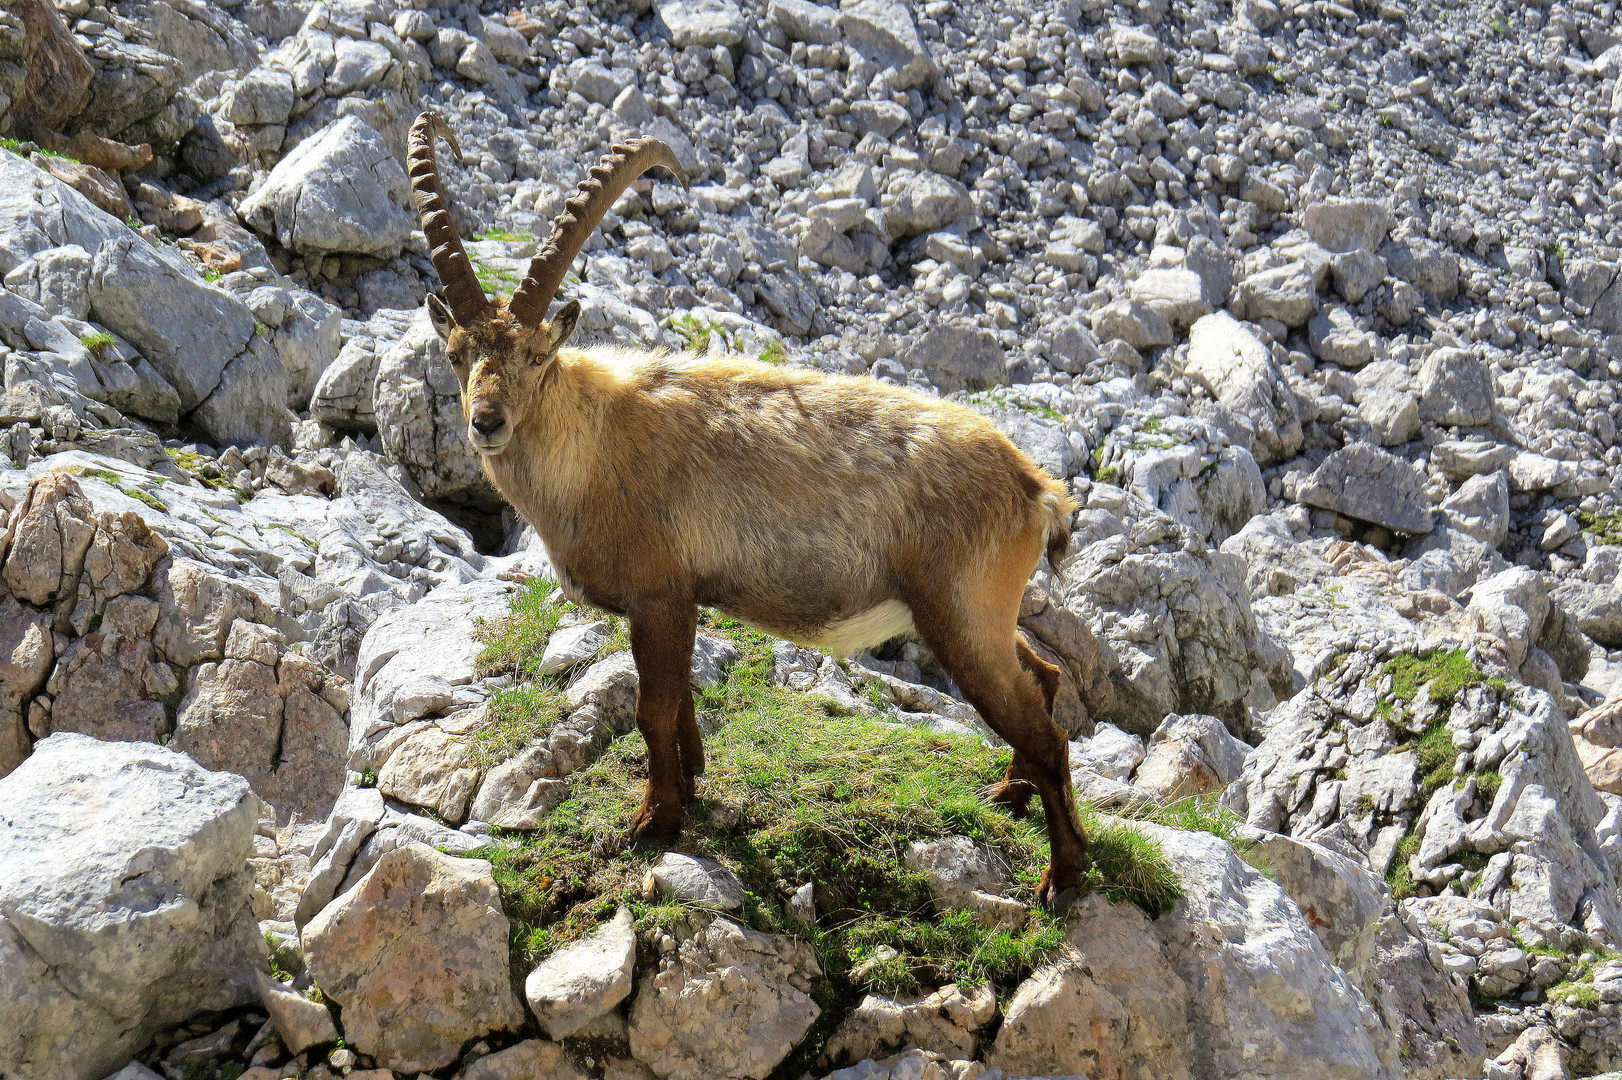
[1040,484,1077,569]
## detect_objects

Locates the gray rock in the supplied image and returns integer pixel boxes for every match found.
[538,620,609,676]
[628,915,821,1080]
[646,852,746,910]
[897,321,1006,393]
[1380,237,1459,299]
[1295,443,1435,535]
[1358,387,1420,446]
[1233,263,1317,327]
[87,233,256,414]
[373,309,491,500]
[1183,312,1302,466]
[0,149,127,278]
[1092,298,1174,350]
[886,171,973,239]
[0,734,264,1080]
[1128,268,1211,329]
[524,907,637,1039]
[1309,306,1378,369]
[1303,198,1394,253]
[769,0,839,44]
[256,971,338,1054]
[1133,712,1251,801]
[838,0,936,90]
[1417,348,1495,427]
[239,116,415,259]
[658,0,747,47]
[1439,471,1510,548]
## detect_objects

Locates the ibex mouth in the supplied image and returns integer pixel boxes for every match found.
[468,429,513,454]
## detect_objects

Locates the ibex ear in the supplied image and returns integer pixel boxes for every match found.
[425,293,455,342]
[543,300,580,356]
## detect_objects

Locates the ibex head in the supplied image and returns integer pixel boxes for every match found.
[408,111,686,454]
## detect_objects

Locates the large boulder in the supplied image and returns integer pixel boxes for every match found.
[0,146,127,276]
[238,115,415,259]
[301,842,525,1073]
[1294,443,1435,535]
[524,907,637,1039]
[0,734,264,1080]
[1182,312,1302,466]
[1057,497,1292,737]
[627,914,821,1080]
[896,321,1007,394]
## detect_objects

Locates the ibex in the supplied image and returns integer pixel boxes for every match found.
[407,112,1087,903]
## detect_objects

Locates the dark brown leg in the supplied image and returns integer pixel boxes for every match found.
[903,565,1087,907]
[627,598,696,846]
[990,638,1065,816]
[676,691,704,803]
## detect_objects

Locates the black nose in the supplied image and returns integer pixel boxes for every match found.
[470,404,504,436]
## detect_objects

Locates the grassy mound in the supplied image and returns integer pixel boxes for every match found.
[471,578,1183,1059]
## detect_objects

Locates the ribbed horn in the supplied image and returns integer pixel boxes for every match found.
[508,138,687,327]
[408,112,490,325]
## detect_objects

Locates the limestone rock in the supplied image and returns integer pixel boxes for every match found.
[645,852,746,910]
[1295,443,1435,535]
[301,842,525,1073]
[238,115,414,259]
[524,907,637,1039]
[256,971,338,1054]
[1183,312,1302,466]
[896,321,1007,394]
[627,915,821,1080]
[0,734,264,1080]
[990,893,1192,1080]
[824,983,994,1065]
[1132,712,1250,802]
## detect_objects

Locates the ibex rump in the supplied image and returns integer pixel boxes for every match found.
[407,112,1087,903]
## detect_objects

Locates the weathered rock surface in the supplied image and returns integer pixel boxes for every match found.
[301,842,524,1073]
[0,735,263,1080]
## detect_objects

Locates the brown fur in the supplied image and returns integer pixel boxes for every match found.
[429,298,1087,902]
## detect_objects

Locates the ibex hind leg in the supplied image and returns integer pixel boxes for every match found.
[903,546,1087,907]
[676,691,704,803]
[627,599,698,847]
[988,636,1064,818]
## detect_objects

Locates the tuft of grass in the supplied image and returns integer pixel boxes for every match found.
[1579,509,1622,547]
[470,255,520,296]
[673,313,726,353]
[1413,722,1457,799]
[759,340,787,365]
[474,579,567,680]
[1474,769,1502,805]
[1387,831,1422,900]
[1487,15,1506,34]
[80,332,117,360]
[1384,648,1483,711]
[477,227,533,242]
[472,682,571,769]
[968,390,1063,422]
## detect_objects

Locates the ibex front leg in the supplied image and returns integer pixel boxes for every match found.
[627,598,697,847]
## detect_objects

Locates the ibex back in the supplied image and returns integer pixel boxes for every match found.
[406,111,1088,904]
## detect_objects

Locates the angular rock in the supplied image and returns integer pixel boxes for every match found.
[1303,198,1394,254]
[1132,712,1250,802]
[1092,298,1173,351]
[1295,443,1434,535]
[524,907,637,1039]
[627,915,821,1080]
[1,470,95,606]
[301,842,525,1073]
[990,893,1192,1080]
[238,116,414,259]
[455,1039,586,1080]
[1232,263,1317,327]
[658,0,746,46]
[824,983,994,1065]
[1417,348,1495,427]
[897,321,1007,394]
[0,734,263,1080]
[256,971,338,1054]
[646,852,746,910]
[838,0,936,90]
[1183,312,1302,466]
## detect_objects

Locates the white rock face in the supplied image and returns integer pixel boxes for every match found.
[525,907,637,1039]
[0,734,264,1080]
[1142,823,1402,1079]
[1183,311,1302,466]
[239,115,415,258]
[628,915,821,1080]
[645,851,747,910]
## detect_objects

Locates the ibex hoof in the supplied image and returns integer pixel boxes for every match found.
[628,806,682,851]
[1035,862,1084,909]
[987,779,1035,817]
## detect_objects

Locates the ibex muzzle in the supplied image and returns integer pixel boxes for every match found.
[405,110,1092,907]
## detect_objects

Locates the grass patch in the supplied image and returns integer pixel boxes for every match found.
[967,390,1064,422]
[1580,509,1622,547]
[80,331,116,360]
[1474,769,1502,805]
[1413,721,1457,799]
[759,340,787,365]
[1387,831,1422,901]
[474,579,569,680]
[477,227,533,242]
[1384,648,1484,711]
[473,594,1180,1054]
[673,313,733,353]
[470,255,520,296]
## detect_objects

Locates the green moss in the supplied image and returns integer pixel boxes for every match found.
[1474,769,1502,805]
[119,485,168,512]
[1385,648,1484,710]
[79,332,116,360]
[201,267,224,283]
[1094,463,1119,485]
[476,227,533,242]
[758,340,787,365]
[968,391,1064,422]
[1579,510,1622,547]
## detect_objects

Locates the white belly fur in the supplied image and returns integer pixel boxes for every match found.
[794,600,917,657]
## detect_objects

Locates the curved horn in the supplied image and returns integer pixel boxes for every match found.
[508,138,687,327]
[408,112,490,324]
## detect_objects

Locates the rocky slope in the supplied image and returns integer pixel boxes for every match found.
[2,0,1622,1076]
